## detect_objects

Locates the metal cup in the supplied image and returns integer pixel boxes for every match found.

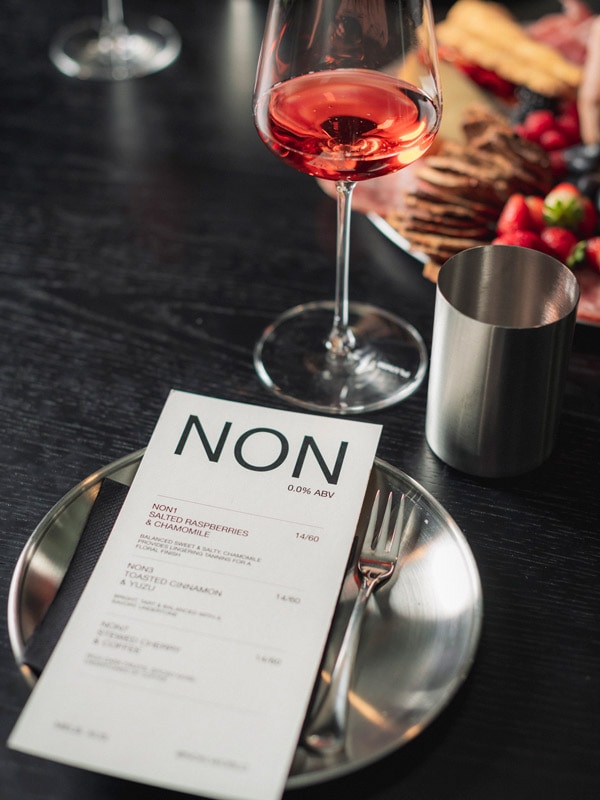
[425,245,580,477]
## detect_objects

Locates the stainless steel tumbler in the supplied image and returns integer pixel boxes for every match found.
[425,246,580,477]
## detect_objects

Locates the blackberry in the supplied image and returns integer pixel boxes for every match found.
[570,172,600,202]
[511,87,558,124]
[562,144,600,175]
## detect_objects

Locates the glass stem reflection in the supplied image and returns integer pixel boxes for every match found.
[328,180,357,360]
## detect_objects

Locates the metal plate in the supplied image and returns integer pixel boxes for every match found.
[8,451,483,788]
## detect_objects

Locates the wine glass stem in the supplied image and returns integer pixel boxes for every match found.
[328,180,357,359]
[101,0,127,39]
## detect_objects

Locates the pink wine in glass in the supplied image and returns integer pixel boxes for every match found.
[255,68,439,182]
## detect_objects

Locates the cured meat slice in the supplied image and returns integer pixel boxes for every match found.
[527,0,594,65]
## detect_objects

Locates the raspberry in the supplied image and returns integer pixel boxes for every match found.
[549,150,567,178]
[539,128,571,152]
[522,109,556,143]
[555,113,580,146]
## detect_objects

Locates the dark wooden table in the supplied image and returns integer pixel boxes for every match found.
[1,2,599,799]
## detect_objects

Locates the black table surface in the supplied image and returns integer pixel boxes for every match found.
[1,2,599,799]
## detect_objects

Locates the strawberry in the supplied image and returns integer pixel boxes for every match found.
[492,229,548,252]
[525,195,545,231]
[497,193,534,235]
[585,237,600,273]
[543,182,585,230]
[566,240,587,269]
[540,227,579,263]
[579,197,598,238]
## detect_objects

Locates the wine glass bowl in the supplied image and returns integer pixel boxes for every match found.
[253,0,441,414]
[255,69,438,182]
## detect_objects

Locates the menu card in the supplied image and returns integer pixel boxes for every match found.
[9,391,382,800]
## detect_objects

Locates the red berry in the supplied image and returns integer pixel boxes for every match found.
[548,149,567,178]
[543,182,585,230]
[545,182,582,199]
[566,240,587,269]
[579,197,598,238]
[540,227,579,263]
[585,237,600,273]
[525,195,545,231]
[522,109,556,143]
[493,229,548,252]
[539,128,571,152]
[497,193,534,235]
[460,63,515,98]
[555,113,580,146]
[560,99,578,120]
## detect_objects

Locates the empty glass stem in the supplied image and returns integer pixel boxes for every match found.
[104,0,125,27]
[101,0,127,41]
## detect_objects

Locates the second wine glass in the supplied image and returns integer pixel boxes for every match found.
[254,0,441,414]
[49,1,181,81]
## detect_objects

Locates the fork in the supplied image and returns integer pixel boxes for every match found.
[303,489,404,754]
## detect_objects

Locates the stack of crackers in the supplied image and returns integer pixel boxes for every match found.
[386,106,554,280]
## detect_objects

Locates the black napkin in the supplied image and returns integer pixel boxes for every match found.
[23,478,130,676]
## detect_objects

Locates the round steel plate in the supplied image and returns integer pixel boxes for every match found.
[8,451,483,788]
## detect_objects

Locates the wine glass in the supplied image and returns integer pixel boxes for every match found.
[253,0,441,414]
[49,1,181,80]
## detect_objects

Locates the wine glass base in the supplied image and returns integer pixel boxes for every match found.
[254,301,428,415]
[49,16,181,80]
